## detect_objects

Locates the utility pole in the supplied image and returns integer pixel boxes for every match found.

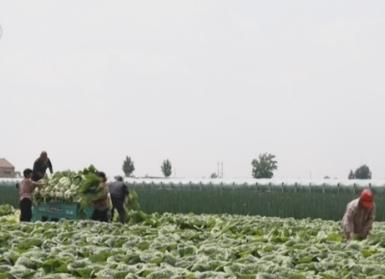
[217,161,224,178]
[221,162,224,178]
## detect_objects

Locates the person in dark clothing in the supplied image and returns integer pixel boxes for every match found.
[92,171,110,222]
[32,151,53,181]
[108,175,128,223]
[19,168,43,222]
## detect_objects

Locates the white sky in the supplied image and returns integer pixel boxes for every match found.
[1,1,385,179]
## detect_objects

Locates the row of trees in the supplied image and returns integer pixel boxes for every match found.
[122,154,373,179]
[252,154,374,180]
[348,165,372,180]
[121,154,278,178]
[122,156,172,178]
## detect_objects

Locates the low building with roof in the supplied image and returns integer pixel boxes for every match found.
[0,158,16,178]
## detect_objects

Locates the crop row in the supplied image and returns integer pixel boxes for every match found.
[1,211,385,278]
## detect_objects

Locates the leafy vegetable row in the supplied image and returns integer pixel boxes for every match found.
[1,211,385,278]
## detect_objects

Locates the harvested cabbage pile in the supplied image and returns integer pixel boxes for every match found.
[34,165,103,206]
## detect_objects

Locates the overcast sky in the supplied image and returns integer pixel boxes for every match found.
[1,1,385,179]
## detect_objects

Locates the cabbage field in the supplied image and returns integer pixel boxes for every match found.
[1,209,385,279]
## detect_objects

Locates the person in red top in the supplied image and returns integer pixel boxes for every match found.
[342,189,375,241]
[19,168,43,222]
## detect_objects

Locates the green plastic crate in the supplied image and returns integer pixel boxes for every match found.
[32,202,93,221]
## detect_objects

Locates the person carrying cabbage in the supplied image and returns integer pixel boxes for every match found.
[108,175,128,223]
[342,188,375,241]
[91,171,110,222]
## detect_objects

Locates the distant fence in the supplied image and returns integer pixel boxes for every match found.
[0,180,19,208]
[128,181,384,221]
[1,179,384,221]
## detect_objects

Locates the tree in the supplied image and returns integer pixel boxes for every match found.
[161,159,172,178]
[251,153,278,178]
[354,165,372,179]
[210,172,218,179]
[122,156,135,177]
[348,170,355,180]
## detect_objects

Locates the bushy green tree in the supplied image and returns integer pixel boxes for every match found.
[348,170,355,179]
[251,153,278,178]
[122,156,135,177]
[354,165,372,179]
[161,159,172,178]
